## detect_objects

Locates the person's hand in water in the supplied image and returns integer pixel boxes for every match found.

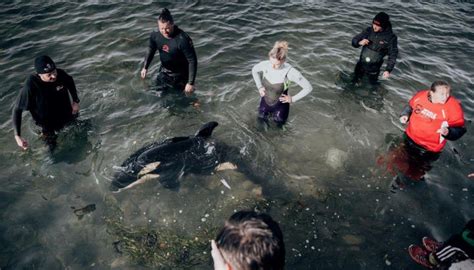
[15,135,28,150]
[383,71,390,79]
[279,94,292,103]
[140,68,147,79]
[184,83,194,94]
[211,240,228,270]
[359,39,370,46]
[259,87,266,97]
[399,115,409,124]
[72,102,80,115]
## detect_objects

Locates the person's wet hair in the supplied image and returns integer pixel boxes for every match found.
[215,210,285,270]
[430,80,450,92]
[158,8,173,24]
[268,41,289,61]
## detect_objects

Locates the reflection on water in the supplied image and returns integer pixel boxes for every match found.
[0,2,473,269]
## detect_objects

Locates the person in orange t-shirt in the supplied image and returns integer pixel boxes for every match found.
[379,81,466,187]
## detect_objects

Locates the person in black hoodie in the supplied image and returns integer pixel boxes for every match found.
[12,55,80,150]
[351,12,398,85]
[140,8,198,94]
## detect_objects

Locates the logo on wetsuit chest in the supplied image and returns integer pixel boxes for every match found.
[414,104,437,120]
[162,44,170,53]
[56,85,64,91]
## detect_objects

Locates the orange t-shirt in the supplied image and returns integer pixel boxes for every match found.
[406,90,465,152]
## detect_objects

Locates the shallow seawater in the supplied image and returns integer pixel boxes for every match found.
[0,2,473,269]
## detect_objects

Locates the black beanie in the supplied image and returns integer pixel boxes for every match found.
[373,12,390,29]
[34,55,56,74]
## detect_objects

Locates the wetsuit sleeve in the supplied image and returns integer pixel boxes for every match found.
[443,126,466,141]
[12,107,23,136]
[143,33,158,70]
[385,35,398,73]
[12,81,32,136]
[287,68,312,103]
[179,34,198,85]
[251,61,265,89]
[400,105,412,117]
[352,27,370,48]
[65,74,80,103]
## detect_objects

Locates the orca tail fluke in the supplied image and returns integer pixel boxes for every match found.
[195,121,218,138]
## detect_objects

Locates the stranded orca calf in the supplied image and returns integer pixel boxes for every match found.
[111,121,238,192]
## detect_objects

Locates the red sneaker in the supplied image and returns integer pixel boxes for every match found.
[408,245,433,269]
[422,236,443,253]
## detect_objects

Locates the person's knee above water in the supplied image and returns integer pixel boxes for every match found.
[140,8,198,93]
[351,12,398,82]
[12,55,80,150]
[211,210,285,270]
[251,41,313,125]
[399,80,466,153]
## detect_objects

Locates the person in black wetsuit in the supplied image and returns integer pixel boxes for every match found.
[351,12,398,85]
[140,8,197,94]
[12,55,80,150]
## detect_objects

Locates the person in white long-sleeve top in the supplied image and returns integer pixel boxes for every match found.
[251,41,312,126]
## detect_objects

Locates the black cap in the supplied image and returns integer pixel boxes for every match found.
[373,12,390,29]
[34,55,56,74]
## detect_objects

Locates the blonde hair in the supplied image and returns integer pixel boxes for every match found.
[268,41,289,61]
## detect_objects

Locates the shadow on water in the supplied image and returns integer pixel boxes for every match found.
[145,83,202,117]
[335,70,388,112]
[4,245,64,269]
[49,119,94,164]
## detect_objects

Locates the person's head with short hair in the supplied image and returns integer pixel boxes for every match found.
[34,55,57,82]
[372,12,390,32]
[430,80,451,104]
[157,8,174,38]
[212,210,285,270]
[268,41,289,69]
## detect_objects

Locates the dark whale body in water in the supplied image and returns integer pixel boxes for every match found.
[111,122,224,192]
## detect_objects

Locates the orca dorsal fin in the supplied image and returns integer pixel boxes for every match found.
[195,121,219,138]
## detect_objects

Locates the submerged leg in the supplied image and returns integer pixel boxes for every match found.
[273,102,290,127]
[41,129,58,152]
[257,98,271,122]
[352,61,364,85]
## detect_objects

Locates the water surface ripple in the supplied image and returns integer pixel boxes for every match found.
[0,2,473,269]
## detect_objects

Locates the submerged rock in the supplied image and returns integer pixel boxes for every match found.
[342,234,364,245]
[325,148,348,170]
